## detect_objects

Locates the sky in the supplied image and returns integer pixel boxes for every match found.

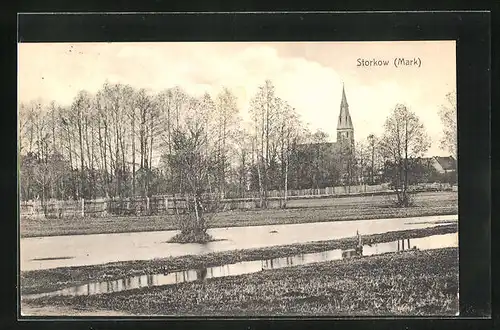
[18,41,456,157]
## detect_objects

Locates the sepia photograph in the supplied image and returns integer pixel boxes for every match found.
[18,41,458,317]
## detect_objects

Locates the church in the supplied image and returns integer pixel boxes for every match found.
[297,84,355,152]
[333,84,355,152]
[290,85,357,189]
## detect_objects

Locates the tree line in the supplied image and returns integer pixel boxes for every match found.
[19,80,457,209]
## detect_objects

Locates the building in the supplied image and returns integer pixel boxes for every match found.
[297,84,355,155]
[427,156,457,174]
[405,155,457,185]
[336,84,355,150]
[291,84,357,188]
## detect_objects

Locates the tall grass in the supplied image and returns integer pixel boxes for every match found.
[26,248,458,316]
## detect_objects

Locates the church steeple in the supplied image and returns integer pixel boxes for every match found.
[340,83,349,110]
[337,84,353,130]
[337,83,355,147]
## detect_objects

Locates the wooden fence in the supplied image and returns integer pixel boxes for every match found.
[19,182,457,219]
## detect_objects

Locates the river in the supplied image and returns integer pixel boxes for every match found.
[20,214,457,271]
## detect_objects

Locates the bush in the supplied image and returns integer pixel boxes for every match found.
[167,193,220,244]
[168,230,214,244]
[385,190,415,208]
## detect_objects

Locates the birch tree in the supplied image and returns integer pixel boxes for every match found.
[379,104,430,207]
[214,87,240,198]
[366,134,379,184]
[157,87,189,194]
[276,101,302,207]
[439,91,457,159]
[166,94,221,243]
[249,80,278,208]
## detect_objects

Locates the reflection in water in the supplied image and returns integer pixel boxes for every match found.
[21,215,457,272]
[24,233,458,300]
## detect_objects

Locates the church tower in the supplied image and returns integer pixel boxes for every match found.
[337,84,355,149]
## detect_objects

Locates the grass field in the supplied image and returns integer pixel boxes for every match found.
[21,223,457,295]
[23,246,459,316]
[20,191,458,238]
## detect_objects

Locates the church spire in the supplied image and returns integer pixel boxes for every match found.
[337,84,353,130]
[340,83,348,109]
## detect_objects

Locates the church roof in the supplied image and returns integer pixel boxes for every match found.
[337,84,353,130]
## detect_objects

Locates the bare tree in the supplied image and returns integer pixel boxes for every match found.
[95,89,112,198]
[31,104,52,209]
[19,100,41,200]
[366,134,379,184]
[59,105,78,199]
[249,80,279,208]
[310,129,329,190]
[214,87,241,198]
[45,101,66,198]
[439,91,457,159]
[18,102,32,155]
[276,102,302,207]
[128,91,138,197]
[99,83,136,197]
[166,94,221,243]
[355,141,370,186]
[171,86,187,131]
[233,128,253,198]
[71,91,93,198]
[135,88,157,197]
[157,87,189,195]
[379,104,430,207]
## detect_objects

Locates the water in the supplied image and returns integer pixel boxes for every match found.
[20,215,458,271]
[23,233,458,300]
[20,214,457,271]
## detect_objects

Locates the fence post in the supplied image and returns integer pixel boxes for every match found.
[164,197,168,214]
[57,200,62,219]
[81,198,85,218]
[146,196,150,214]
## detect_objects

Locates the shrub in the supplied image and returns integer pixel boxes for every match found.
[167,193,220,244]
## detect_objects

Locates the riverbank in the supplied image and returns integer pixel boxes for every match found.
[21,191,457,238]
[21,223,457,295]
[23,246,459,316]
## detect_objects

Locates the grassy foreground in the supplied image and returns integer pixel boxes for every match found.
[20,191,458,238]
[24,247,459,316]
[21,223,457,295]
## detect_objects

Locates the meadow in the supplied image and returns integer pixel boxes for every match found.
[23,246,458,316]
[20,191,458,238]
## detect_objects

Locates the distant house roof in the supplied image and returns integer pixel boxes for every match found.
[433,156,457,171]
[422,156,456,172]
